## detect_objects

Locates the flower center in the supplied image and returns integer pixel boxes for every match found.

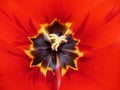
[50,34,67,51]
[25,20,84,76]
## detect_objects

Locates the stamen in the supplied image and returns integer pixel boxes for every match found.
[50,34,67,51]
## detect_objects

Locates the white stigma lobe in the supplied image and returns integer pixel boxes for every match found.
[50,34,67,51]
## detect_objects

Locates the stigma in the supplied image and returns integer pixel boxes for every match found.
[50,34,67,51]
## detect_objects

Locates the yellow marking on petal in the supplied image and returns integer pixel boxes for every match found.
[24,50,34,59]
[65,22,72,28]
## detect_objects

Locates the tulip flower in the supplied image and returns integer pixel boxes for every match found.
[0,0,120,90]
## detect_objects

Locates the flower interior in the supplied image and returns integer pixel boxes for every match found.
[25,20,84,76]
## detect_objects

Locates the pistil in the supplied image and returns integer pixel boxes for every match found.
[50,34,67,51]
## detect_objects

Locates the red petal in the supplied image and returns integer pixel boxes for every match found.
[0,0,39,49]
[0,39,51,90]
[61,42,120,90]
[14,0,98,27]
[76,1,120,50]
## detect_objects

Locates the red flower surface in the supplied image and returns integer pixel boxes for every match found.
[0,0,120,90]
